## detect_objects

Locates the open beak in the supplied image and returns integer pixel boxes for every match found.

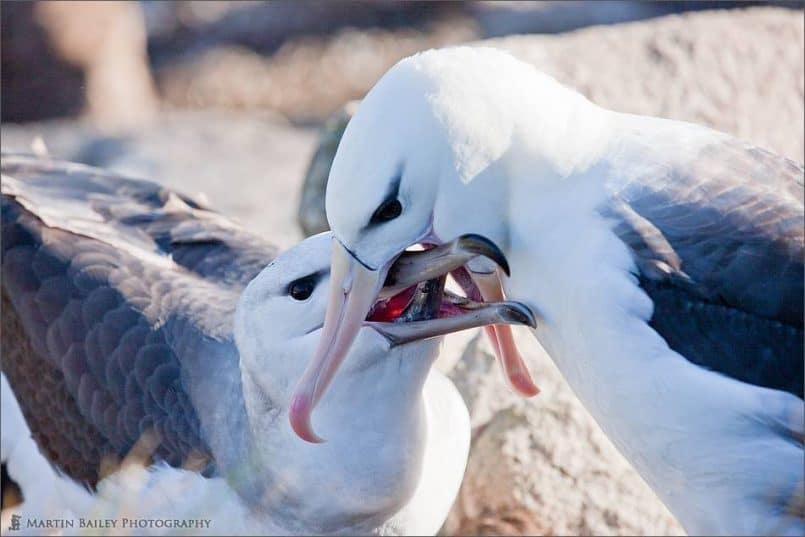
[380,233,510,297]
[289,234,539,443]
[369,288,536,345]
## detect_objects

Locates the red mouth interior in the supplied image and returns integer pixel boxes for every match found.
[366,245,481,323]
[366,285,417,322]
[366,279,468,323]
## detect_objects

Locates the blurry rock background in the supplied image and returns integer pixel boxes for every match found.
[2,2,804,535]
[1,1,158,130]
[3,1,800,125]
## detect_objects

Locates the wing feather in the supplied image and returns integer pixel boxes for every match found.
[606,136,804,396]
[1,154,275,486]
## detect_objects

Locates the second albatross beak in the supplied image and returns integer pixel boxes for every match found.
[289,239,383,443]
[289,234,537,443]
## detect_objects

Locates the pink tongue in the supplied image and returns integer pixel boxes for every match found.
[452,268,539,397]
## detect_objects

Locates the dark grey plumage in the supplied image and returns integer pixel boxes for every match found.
[1,153,277,486]
[606,140,804,397]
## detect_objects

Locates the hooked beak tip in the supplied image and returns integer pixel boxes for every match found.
[503,302,537,328]
[457,234,511,276]
[289,393,326,444]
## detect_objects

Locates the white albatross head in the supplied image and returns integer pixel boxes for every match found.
[288,47,602,441]
[233,231,530,532]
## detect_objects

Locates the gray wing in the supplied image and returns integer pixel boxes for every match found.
[606,139,804,397]
[1,153,277,486]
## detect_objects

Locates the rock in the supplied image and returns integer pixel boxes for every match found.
[442,331,684,536]
[1,110,317,250]
[484,7,804,163]
[143,2,468,61]
[147,2,788,123]
[1,2,85,123]
[145,2,476,123]
[470,1,708,36]
[297,7,804,238]
[444,402,684,536]
[155,20,477,124]
[469,1,802,37]
[1,1,158,131]
[297,101,359,236]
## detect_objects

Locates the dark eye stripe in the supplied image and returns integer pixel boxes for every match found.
[369,174,403,226]
[287,270,327,301]
[370,198,402,224]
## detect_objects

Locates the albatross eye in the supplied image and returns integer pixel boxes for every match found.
[288,277,315,301]
[370,198,402,224]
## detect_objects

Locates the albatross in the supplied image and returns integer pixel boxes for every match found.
[290,47,805,535]
[0,153,535,534]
